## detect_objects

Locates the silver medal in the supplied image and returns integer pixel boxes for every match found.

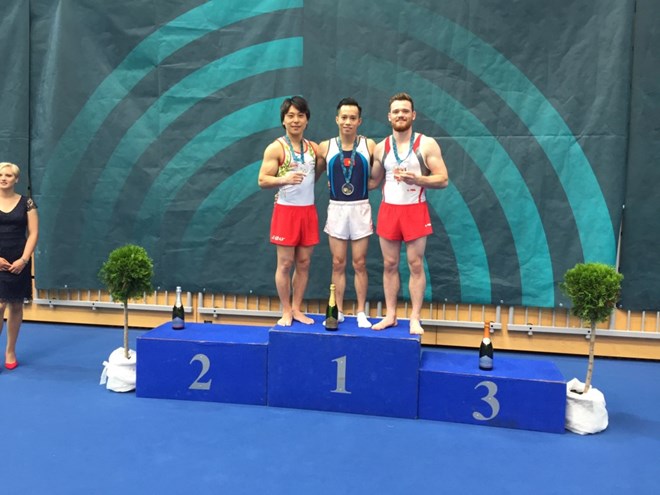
[341,183,355,195]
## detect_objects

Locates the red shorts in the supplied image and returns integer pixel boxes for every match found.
[270,203,319,246]
[376,201,433,241]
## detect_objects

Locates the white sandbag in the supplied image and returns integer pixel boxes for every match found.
[100,347,137,393]
[565,378,608,435]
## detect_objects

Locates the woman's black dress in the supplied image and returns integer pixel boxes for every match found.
[0,196,36,302]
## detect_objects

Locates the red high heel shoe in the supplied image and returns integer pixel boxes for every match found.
[4,361,18,370]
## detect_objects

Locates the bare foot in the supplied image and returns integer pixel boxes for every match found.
[277,313,293,326]
[372,316,397,331]
[410,319,424,335]
[292,310,314,325]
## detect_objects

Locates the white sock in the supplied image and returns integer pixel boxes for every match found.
[356,311,372,328]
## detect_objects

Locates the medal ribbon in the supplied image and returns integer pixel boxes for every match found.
[336,136,359,187]
[391,132,415,166]
[284,134,305,166]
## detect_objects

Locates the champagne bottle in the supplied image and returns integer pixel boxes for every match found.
[172,286,185,330]
[479,321,493,370]
[325,283,339,331]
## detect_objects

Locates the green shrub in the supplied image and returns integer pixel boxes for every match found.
[561,262,622,392]
[99,244,154,304]
[561,263,623,324]
[99,245,154,358]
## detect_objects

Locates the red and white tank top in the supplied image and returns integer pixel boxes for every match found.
[381,133,427,205]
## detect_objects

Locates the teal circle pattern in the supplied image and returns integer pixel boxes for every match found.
[37,0,303,263]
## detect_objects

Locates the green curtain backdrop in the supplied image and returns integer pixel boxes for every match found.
[3,0,654,308]
[0,0,29,192]
[619,0,660,310]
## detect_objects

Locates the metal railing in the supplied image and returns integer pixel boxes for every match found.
[34,288,192,314]
[32,288,660,340]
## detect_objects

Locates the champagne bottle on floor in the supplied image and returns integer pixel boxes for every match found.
[172,286,185,330]
[325,283,339,331]
[479,321,493,370]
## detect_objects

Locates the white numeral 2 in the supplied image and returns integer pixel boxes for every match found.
[472,380,500,421]
[189,353,213,390]
[331,355,351,394]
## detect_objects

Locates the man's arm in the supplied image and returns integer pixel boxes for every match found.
[314,140,327,182]
[368,139,385,190]
[258,141,304,189]
[366,138,377,164]
[399,135,448,189]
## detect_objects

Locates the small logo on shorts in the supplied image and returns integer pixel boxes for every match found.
[272,235,286,241]
[425,223,432,227]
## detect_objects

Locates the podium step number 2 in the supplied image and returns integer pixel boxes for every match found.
[189,354,212,391]
[136,322,269,405]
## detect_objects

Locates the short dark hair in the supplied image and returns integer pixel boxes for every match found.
[336,97,362,117]
[389,92,414,111]
[280,96,310,125]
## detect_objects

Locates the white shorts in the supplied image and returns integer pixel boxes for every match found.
[324,199,374,240]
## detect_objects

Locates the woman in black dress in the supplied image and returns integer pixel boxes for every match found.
[0,162,39,370]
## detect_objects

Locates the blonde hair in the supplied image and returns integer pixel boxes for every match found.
[0,162,20,178]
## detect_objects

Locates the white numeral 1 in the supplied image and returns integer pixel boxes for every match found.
[189,353,213,390]
[331,355,351,394]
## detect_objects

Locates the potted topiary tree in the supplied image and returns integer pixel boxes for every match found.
[98,244,154,392]
[560,262,623,434]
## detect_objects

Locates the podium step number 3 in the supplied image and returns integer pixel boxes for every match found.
[418,351,566,433]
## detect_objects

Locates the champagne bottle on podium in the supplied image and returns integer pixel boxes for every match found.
[325,283,339,331]
[172,286,185,330]
[479,321,493,370]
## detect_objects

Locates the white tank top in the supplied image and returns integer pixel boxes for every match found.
[275,137,316,206]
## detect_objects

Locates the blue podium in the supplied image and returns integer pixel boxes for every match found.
[418,351,566,433]
[268,315,421,418]
[136,322,269,405]
[136,320,567,433]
